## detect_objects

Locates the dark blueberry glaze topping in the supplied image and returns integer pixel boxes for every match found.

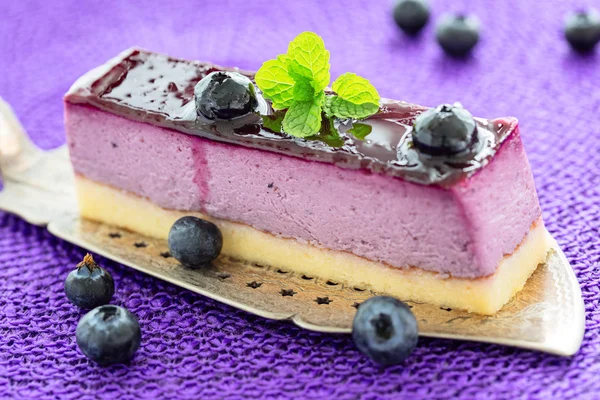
[65,49,516,187]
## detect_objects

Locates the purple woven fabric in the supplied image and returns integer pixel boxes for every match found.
[1,0,599,398]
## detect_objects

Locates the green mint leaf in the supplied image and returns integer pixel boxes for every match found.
[255,55,295,109]
[314,130,345,147]
[292,77,316,101]
[332,73,380,104]
[261,110,286,133]
[324,95,380,119]
[324,73,380,119]
[286,32,330,93]
[282,99,323,138]
[306,116,345,147]
[348,123,373,140]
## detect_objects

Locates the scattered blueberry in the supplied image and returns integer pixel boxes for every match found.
[64,254,114,309]
[168,216,223,268]
[194,71,258,120]
[412,103,477,156]
[76,305,141,365]
[352,296,418,366]
[436,14,480,57]
[393,0,430,35]
[564,9,600,52]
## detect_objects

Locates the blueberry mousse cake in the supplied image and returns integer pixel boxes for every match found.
[64,32,550,314]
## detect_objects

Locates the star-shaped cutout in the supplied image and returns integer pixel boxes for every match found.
[280,289,297,297]
[247,281,263,289]
[315,296,332,305]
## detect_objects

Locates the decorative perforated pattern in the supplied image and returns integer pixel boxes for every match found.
[1,0,599,398]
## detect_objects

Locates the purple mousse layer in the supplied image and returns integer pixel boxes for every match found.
[65,48,515,187]
[65,102,541,278]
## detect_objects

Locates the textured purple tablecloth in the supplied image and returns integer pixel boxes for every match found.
[1,0,599,398]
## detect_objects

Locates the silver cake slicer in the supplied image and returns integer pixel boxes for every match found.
[0,97,585,356]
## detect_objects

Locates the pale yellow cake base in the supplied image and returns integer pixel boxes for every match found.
[75,176,551,314]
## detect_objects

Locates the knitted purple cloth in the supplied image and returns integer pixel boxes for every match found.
[1,0,599,398]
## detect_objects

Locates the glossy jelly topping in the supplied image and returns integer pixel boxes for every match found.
[65,49,516,186]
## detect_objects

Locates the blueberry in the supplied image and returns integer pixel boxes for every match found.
[352,296,418,366]
[195,71,258,120]
[564,10,600,52]
[412,103,477,156]
[76,305,141,365]
[393,0,430,35]
[64,254,114,309]
[436,14,480,57]
[168,216,223,268]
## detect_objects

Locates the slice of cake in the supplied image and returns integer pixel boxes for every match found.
[64,46,549,315]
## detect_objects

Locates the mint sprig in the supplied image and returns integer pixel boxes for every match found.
[254,56,296,109]
[286,33,330,93]
[282,96,324,138]
[324,73,381,119]
[255,32,380,138]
